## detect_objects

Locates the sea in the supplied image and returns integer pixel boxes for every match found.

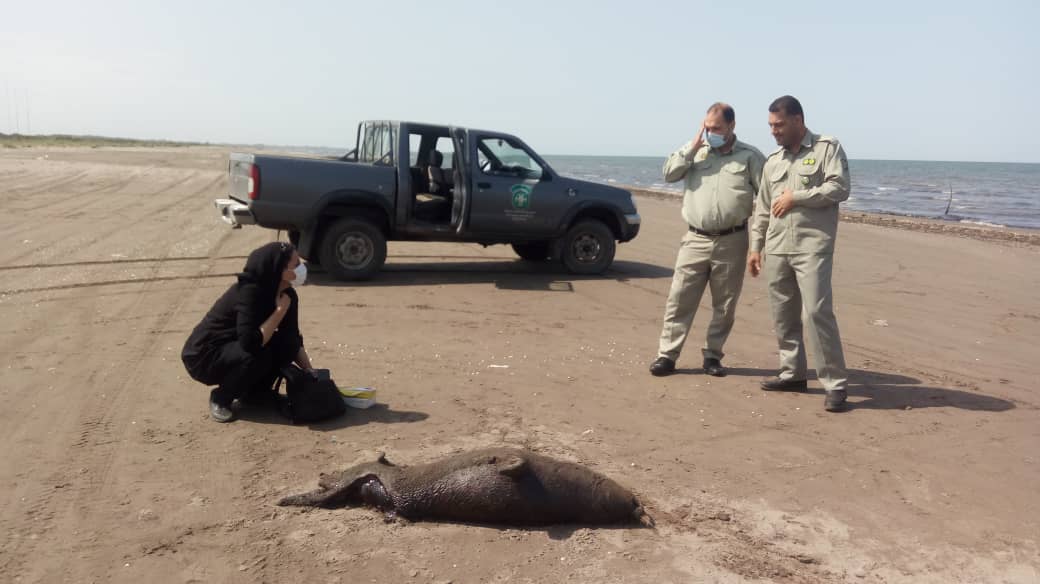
[545,155,1040,231]
[290,147,1040,230]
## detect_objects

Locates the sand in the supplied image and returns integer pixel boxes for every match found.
[0,147,1037,583]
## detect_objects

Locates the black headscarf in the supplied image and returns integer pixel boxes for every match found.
[181,241,300,363]
[238,242,295,293]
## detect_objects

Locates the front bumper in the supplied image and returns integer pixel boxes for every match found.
[214,198,255,228]
[620,213,641,241]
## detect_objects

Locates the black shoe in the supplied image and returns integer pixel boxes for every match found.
[702,358,726,377]
[824,390,848,412]
[759,377,808,392]
[209,396,235,423]
[649,357,675,377]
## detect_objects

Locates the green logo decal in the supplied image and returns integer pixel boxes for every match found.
[510,184,532,209]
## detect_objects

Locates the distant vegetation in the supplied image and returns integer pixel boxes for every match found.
[0,133,203,148]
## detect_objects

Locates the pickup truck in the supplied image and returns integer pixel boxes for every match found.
[215,121,640,281]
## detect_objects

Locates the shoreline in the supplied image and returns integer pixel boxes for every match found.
[3,142,1037,247]
[628,186,1040,248]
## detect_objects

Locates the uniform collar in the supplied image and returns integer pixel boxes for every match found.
[782,129,814,157]
[799,129,816,150]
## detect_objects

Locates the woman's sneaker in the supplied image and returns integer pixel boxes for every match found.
[209,390,236,423]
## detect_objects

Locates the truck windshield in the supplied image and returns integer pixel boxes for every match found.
[477,138,543,180]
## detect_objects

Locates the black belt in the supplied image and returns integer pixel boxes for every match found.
[688,221,747,237]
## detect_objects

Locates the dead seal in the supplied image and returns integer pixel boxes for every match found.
[278,447,652,526]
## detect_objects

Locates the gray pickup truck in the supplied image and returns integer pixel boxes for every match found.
[215,121,640,280]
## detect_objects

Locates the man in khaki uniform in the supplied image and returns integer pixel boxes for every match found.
[747,95,850,412]
[650,103,765,377]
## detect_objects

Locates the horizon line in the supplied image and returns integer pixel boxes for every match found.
[2,132,1038,165]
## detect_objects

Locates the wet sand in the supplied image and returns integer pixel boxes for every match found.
[1,147,1037,583]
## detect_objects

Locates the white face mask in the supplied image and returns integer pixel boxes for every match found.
[291,262,307,286]
[704,131,727,149]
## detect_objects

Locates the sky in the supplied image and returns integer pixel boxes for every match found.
[1,0,1038,162]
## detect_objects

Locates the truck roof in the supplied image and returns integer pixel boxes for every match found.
[362,120,515,138]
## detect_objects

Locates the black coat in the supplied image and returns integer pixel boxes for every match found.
[182,242,303,380]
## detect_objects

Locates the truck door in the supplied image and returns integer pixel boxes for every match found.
[450,127,470,234]
[465,133,560,236]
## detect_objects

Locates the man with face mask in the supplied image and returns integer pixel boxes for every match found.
[747,95,850,412]
[650,103,765,378]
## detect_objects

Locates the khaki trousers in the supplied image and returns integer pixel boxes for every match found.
[658,230,748,362]
[764,253,848,391]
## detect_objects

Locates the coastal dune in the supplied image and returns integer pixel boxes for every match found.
[0,146,1036,583]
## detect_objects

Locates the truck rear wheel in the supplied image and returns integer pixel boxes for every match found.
[560,220,615,275]
[512,242,551,261]
[319,218,387,281]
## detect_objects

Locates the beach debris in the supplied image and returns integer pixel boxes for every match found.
[870,319,889,327]
[487,364,510,369]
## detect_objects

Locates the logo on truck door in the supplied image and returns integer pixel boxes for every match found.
[510,184,532,209]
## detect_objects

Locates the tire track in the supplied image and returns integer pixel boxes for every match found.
[19,169,195,219]
[0,228,238,582]
[0,272,239,295]
[15,169,141,214]
[2,169,91,198]
[0,254,246,271]
[2,172,224,267]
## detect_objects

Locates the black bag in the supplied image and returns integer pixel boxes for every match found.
[275,366,346,424]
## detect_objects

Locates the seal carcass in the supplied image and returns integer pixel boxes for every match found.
[278,447,651,526]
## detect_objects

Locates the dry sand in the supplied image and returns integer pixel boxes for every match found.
[0,147,1037,583]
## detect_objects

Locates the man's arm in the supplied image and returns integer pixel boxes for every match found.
[747,158,772,277]
[746,148,766,198]
[663,142,699,183]
[749,161,771,254]
[791,141,850,208]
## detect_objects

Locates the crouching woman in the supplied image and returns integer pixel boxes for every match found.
[181,242,314,422]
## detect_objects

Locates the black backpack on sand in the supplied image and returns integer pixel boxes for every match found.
[275,366,346,424]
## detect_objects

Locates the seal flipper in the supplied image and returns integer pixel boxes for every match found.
[496,455,529,478]
[278,485,352,508]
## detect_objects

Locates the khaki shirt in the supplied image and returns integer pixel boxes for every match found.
[663,138,765,234]
[749,130,850,255]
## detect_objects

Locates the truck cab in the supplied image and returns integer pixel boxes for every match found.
[215,121,640,281]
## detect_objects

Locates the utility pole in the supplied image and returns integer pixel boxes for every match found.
[6,82,13,133]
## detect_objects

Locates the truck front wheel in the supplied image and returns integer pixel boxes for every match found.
[560,220,616,275]
[319,218,387,281]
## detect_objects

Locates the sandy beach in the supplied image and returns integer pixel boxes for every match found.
[0,146,1037,583]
